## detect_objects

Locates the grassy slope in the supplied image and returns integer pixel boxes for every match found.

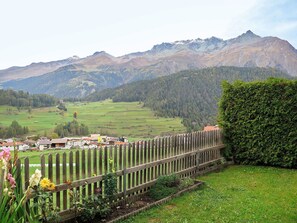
[0,100,186,139]
[123,165,297,223]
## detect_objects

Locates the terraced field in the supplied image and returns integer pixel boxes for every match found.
[0,100,186,139]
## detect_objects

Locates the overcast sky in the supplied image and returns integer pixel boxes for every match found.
[0,0,296,69]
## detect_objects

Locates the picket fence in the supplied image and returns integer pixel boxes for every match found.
[18,130,224,220]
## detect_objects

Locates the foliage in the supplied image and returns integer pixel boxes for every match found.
[178,177,195,190]
[219,78,297,168]
[103,173,118,203]
[0,120,29,138]
[69,159,117,222]
[87,67,291,131]
[0,148,59,223]
[0,89,57,108]
[78,194,111,222]
[54,119,89,137]
[149,174,180,200]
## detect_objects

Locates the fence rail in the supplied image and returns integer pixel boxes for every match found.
[19,130,224,221]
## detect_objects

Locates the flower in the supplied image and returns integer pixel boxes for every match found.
[29,169,42,187]
[40,177,55,191]
[40,178,51,189]
[0,148,11,162]
[3,187,9,194]
[7,173,16,188]
[48,183,56,191]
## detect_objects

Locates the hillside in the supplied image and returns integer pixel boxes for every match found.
[1,31,297,98]
[86,67,292,130]
[0,101,185,138]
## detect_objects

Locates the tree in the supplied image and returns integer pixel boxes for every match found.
[73,111,78,119]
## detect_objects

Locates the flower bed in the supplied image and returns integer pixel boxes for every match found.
[104,180,204,223]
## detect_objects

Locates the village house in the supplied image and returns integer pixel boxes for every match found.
[0,141,29,151]
[36,137,51,150]
[203,125,220,131]
[51,138,68,149]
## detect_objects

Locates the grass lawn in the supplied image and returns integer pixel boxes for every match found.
[0,100,185,139]
[123,165,297,223]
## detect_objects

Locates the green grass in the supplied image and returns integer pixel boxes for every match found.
[123,165,297,223]
[0,100,186,139]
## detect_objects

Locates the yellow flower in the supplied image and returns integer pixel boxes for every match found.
[39,177,55,191]
[48,183,56,191]
[40,178,51,189]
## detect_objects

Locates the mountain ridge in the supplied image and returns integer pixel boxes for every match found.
[1,30,297,98]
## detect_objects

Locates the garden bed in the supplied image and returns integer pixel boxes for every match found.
[98,180,204,223]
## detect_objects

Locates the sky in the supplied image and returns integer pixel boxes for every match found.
[0,0,296,69]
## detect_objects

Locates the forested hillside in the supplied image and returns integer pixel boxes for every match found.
[86,67,292,130]
[0,89,58,108]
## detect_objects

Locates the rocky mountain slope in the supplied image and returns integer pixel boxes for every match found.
[1,31,297,98]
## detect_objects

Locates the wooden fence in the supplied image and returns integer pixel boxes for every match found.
[18,130,224,220]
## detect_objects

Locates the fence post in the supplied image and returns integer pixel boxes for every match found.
[196,132,200,176]
[123,144,127,199]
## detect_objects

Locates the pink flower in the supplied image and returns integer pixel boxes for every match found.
[0,148,11,162]
[7,173,16,188]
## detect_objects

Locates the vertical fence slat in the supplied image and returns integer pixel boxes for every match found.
[127,143,131,192]
[123,144,127,198]
[87,149,92,196]
[69,151,74,182]
[62,152,67,210]
[93,148,97,193]
[147,140,151,184]
[119,145,123,193]
[56,153,60,209]
[99,146,103,191]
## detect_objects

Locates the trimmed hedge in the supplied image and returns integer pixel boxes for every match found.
[219,78,297,168]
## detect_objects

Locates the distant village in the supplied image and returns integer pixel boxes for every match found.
[0,134,129,152]
[0,125,219,152]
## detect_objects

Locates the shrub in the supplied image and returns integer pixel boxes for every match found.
[78,194,111,222]
[149,174,180,200]
[178,177,195,190]
[219,78,297,168]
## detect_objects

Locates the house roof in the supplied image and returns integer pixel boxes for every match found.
[38,139,51,145]
[0,142,24,147]
[203,125,220,131]
[24,139,36,145]
[51,138,68,144]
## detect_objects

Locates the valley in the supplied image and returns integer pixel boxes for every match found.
[0,100,185,139]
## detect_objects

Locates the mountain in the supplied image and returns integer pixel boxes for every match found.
[1,31,297,98]
[86,67,293,130]
[0,56,80,82]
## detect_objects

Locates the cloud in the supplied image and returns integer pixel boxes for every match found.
[249,0,297,47]
[227,0,297,48]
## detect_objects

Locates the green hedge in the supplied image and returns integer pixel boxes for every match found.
[219,78,297,168]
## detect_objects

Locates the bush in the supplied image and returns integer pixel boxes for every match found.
[178,177,195,190]
[149,174,180,200]
[79,194,111,222]
[219,78,297,168]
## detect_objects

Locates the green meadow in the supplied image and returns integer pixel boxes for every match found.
[123,165,297,223]
[0,100,186,139]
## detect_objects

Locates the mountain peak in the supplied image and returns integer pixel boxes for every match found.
[237,30,261,39]
[93,51,108,56]
[68,55,80,61]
